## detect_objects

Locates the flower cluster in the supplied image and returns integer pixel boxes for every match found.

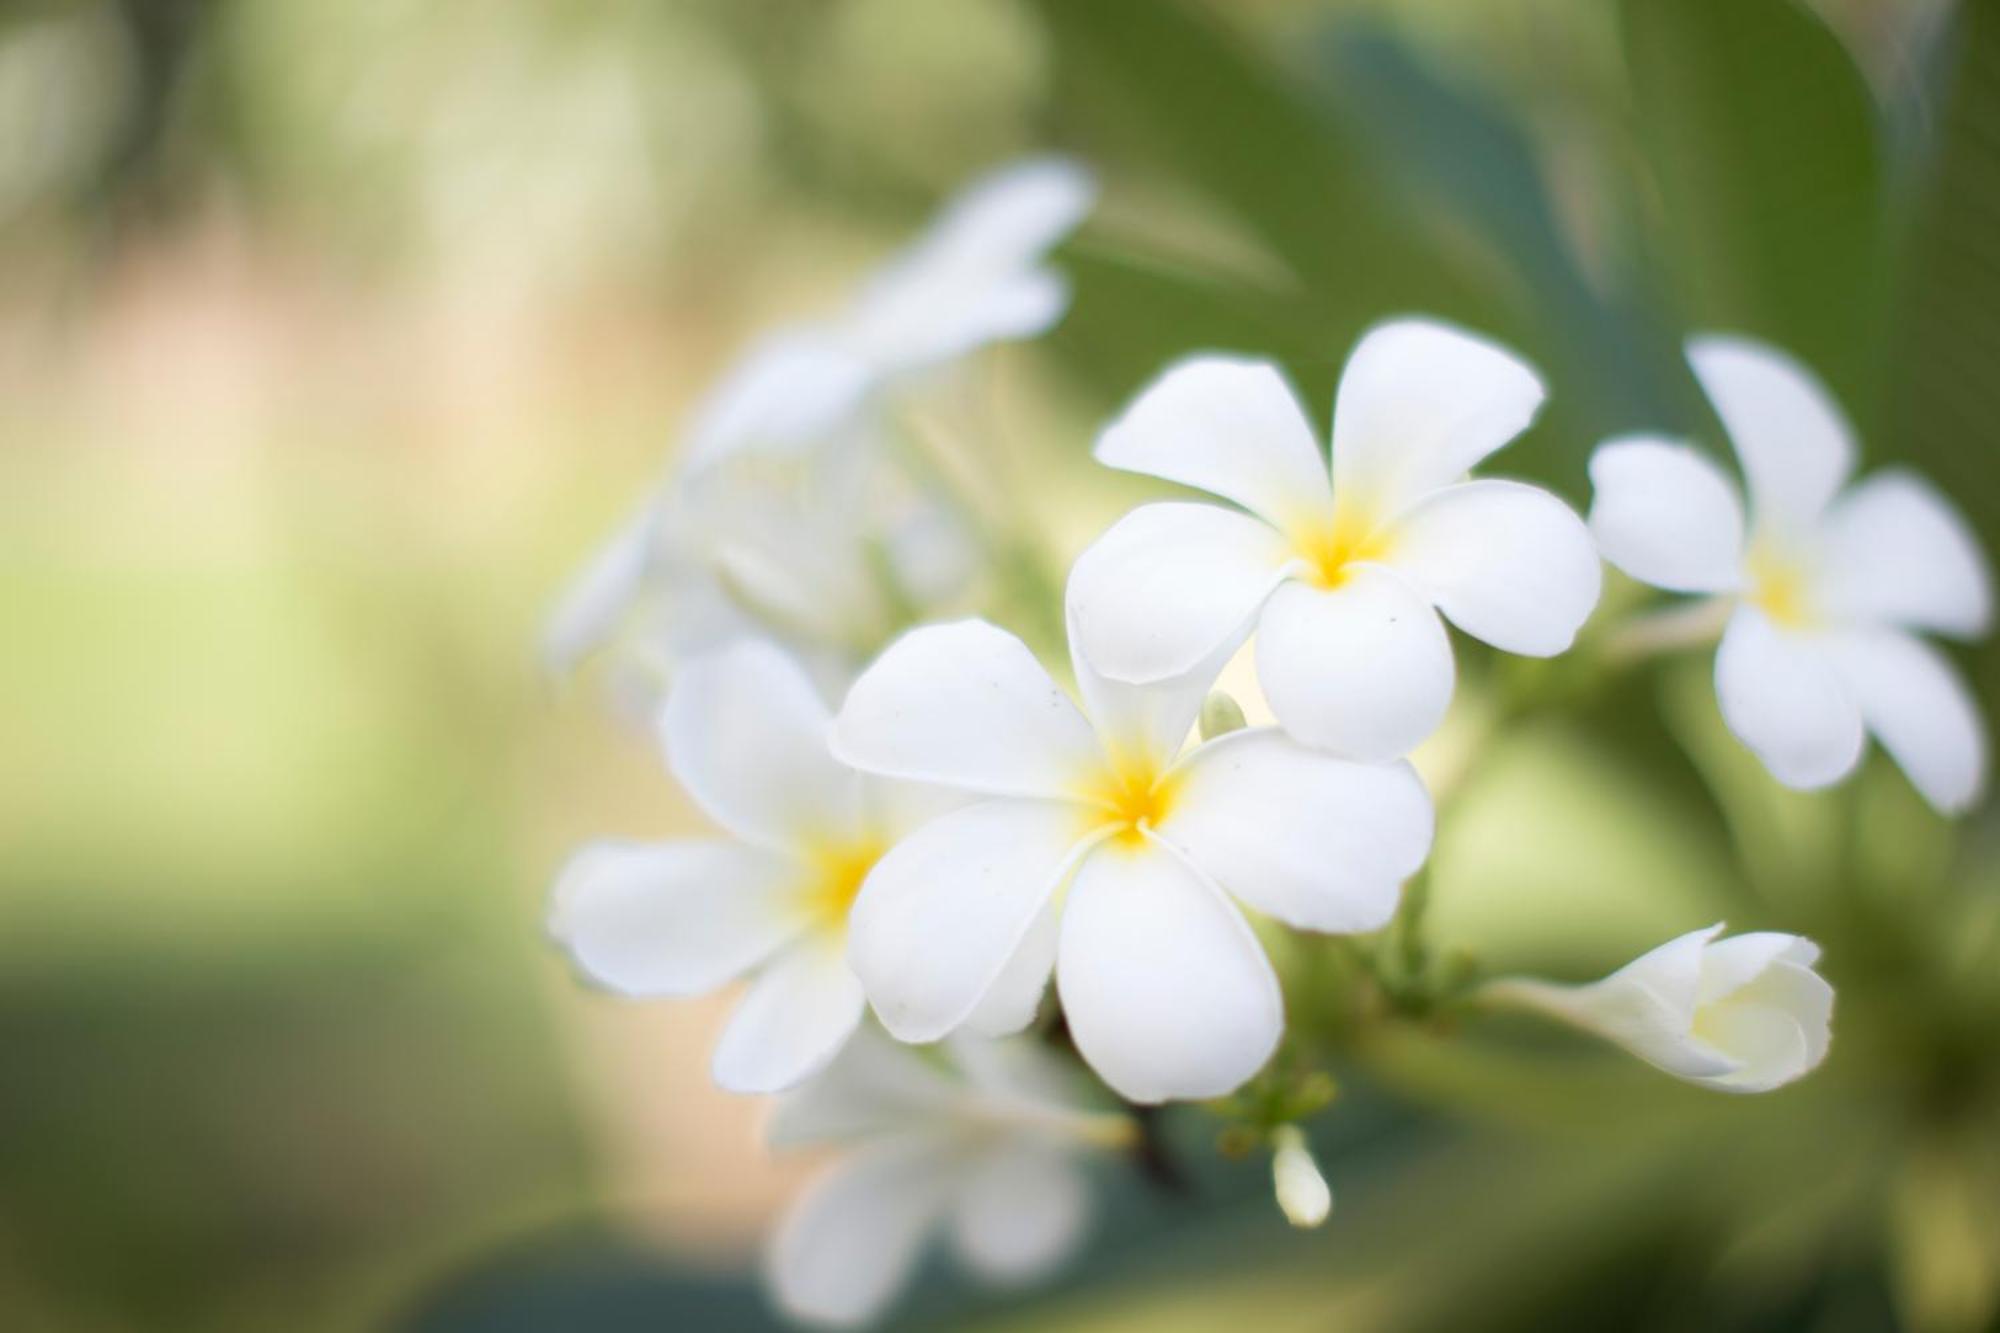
[544,159,1989,1326]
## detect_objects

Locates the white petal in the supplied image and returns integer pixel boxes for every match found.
[1157,730,1433,933]
[1067,598,1246,773]
[1586,436,1747,593]
[550,840,804,997]
[1094,357,1335,531]
[1386,479,1603,656]
[848,799,1094,1043]
[766,1025,961,1150]
[662,640,862,850]
[844,156,1094,372]
[1066,501,1293,685]
[1715,607,1865,790]
[831,620,1103,800]
[1696,932,1807,1004]
[1686,335,1855,535]
[766,1139,954,1328]
[1330,318,1545,514]
[714,935,868,1094]
[681,330,876,472]
[1825,629,1988,814]
[949,1143,1090,1282]
[1704,959,1833,1092]
[1254,569,1455,761]
[962,897,1060,1038]
[1056,839,1282,1103]
[1818,469,1993,638]
[540,502,658,674]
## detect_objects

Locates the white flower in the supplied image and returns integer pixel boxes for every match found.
[1067,319,1602,762]
[548,639,948,1093]
[1484,924,1833,1094]
[764,1028,1114,1328]
[682,155,1096,473]
[829,615,1435,1103]
[1589,335,1992,811]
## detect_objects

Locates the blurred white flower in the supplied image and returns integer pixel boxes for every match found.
[830,614,1434,1103]
[549,639,950,1093]
[540,431,972,706]
[681,155,1097,472]
[1068,319,1601,762]
[764,1028,1117,1328]
[1485,924,1833,1093]
[1589,336,1992,811]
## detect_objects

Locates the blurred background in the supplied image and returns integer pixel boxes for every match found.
[3,0,1998,1329]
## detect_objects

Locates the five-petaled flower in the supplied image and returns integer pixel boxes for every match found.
[829,615,1435,1103]
[1067,319,1602,762]
[1589,335,1992,811]
[1484,924,1833,1093]
[548,639,953,1093]
[765,1028,1117,1328]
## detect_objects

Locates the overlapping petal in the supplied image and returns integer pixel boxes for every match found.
[831,620,1103,799]
[1056,839,1282,1103]
[1157,730,1433,932]
[662,639,863,850]
[766,1139,956,1328]
[1825,629,1987,814]
[1587,437,1747,593]
[1254,570,1455,762]
[1094,356,1335,530]
[713,935,868,1094]
[1330,318,1546,515]
[1714,607,1864,790]
[1386,479,1602,655]
[550,839,804,998]
[1818,469,1992,638]
[848,799,1095,1043]
[1066,501,1294,685]
[1687,336,1855,535]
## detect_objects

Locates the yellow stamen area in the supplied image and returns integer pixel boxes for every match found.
[799,836,884,930]
[1073,756,1183,850]
[1289,503,1395,590]
[1746,546,1816,630]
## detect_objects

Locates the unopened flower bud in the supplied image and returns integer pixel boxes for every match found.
[1270,1125,1332,1229]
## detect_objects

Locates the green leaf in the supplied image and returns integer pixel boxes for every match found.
[1622,0,1889,419]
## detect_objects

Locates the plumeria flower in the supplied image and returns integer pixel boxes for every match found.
[1068,319,1602,762]
[680,155,1097,473]
[541,431,971,707]
[829,613,1435,1103]
[1589,336,1992,811]
[1483,925,1833,1093]
[764,1027,1119,1328]
[548,639,953,1093]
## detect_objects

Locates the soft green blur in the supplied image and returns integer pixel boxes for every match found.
[2,1,1995,1330]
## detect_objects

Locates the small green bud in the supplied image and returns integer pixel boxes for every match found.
[1200,690,1248,740]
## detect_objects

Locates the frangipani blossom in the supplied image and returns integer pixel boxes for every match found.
[765,1028,1116,1328]
[830,616,1435,1103]
[1069,320,1602,762]
[549,640,949,1094]
[1589,336,1993,811]
[1485,925,1833,1093]
[682,155,1097,473]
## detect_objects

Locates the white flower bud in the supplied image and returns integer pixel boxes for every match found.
[1270,1126,1332,1229]
[1486,924,1832,1093]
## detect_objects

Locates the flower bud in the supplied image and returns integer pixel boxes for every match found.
[1485,925,1832,1093]
[1270,1126,1332,1229]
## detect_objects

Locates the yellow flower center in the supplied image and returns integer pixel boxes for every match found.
[1074,755,1182,850]
[798,836,884,930]
[1289,501,1394,590]
[1747,545,1817,630]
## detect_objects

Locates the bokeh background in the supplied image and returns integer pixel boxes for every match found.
[4,0,1998,1329]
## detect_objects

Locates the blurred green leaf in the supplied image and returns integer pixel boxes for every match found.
[1622,0,1888,417]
